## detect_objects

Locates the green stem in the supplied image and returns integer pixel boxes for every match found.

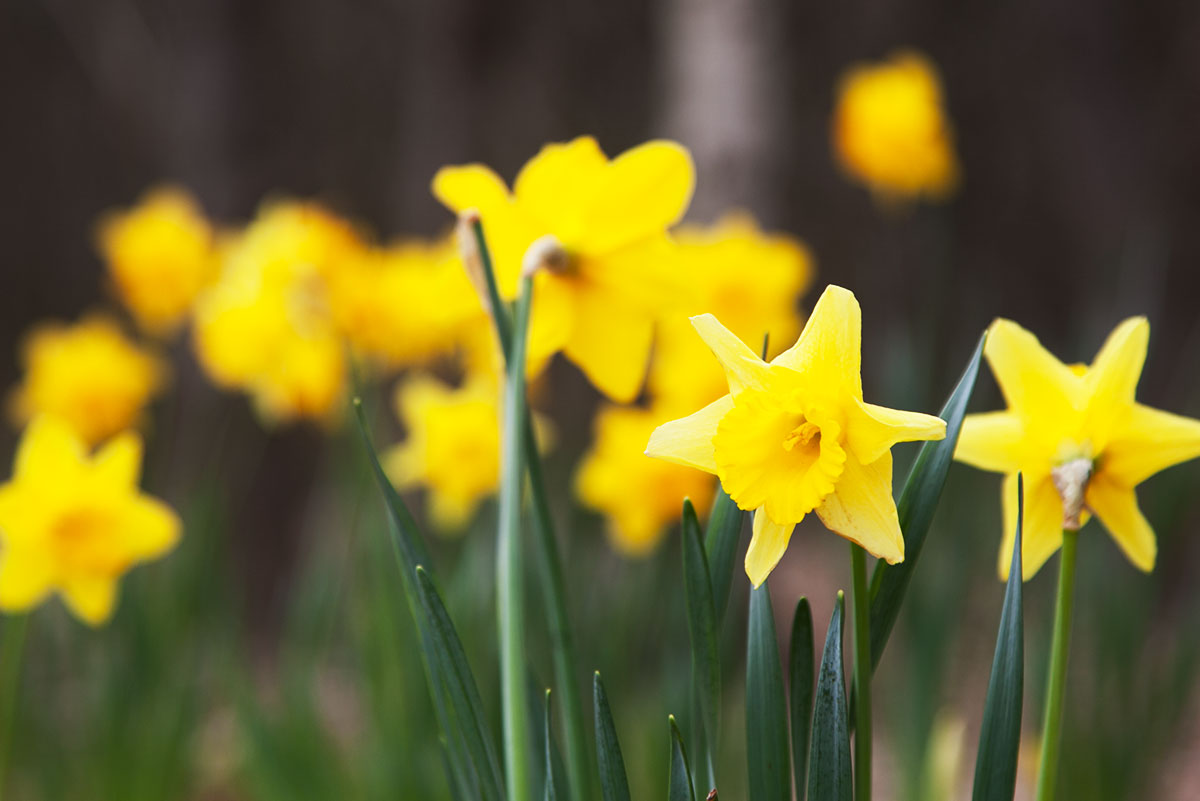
[473,218,593,801]
[0,614,29,800]
[1035,529,1079,801]
[850,544,872,801]
[498,274,534,801]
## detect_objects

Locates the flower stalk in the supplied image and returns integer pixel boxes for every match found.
[1035,529,1079,801]
[850,543,873,801]
[0,614,28,800]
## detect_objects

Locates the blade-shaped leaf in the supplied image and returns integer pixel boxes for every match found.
[416,567,506,801]
[746,581,790,801]
[868,333,986,669]
[594,672,632,801]
[789,598,814,801]
[704,488,744,624]
[971,476,1024,801]
[544,690,561,801]
[808,592,851,801]
[668,715,696,801]
[682,499,721,762]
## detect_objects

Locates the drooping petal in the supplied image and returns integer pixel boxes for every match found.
[92,431,144,490]
[525,272,575,378]
[0,547,55,611]
[772,285,863,400]
[563,283,654,402]
[846,398,945,465]
[689,313,769,394]
[1085,472,1156,572]
[513,137,608,243]
[577,140,695,254]
[645,395,733,474]
[815,450,904,564]
[999,472,1066,581]
[983,319,1080,419]
[431,164,511,215]
[59,573,119,626]
[745,509,796,588]
[1102,403,1200,487]
[954,411,1029,474]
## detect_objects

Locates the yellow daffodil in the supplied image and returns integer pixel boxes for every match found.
[432,136,695,402]
[955,318,1200,579]
[0,416,181,625]
[833,51,959,201]
[96,187,218,335]
[384,375,504,532]
[192,201,360,424]
[645,285,945,586]
[576,403,715,556]
[649,213,813,411]
[10,316,166,446]
[326,236,494,372]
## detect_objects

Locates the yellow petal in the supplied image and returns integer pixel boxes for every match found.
[513,137,608,241]
[689,313,769,394]
[645,395,733,473]
[1102,403,1200,487]
[15,416,86,484]
[525,272,575,379]
[563,284,654,402]
[846,398,945,465]
[772,285,863,400]
[745,509,795,587]
[0,547,55,612]
[577,140,695,254]
[955,412,1028,474]
[815,450,904,564]
[431,164,511,215]
[92,431,144,490]
[1084,317,1149,446]
[124,497,183,560]
[59,574,119,626]
[999,472,1066,581]
[983,319,1080,418]
[1085,472,1156,572]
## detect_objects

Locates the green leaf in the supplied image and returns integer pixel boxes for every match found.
[808,592,851,801]
[415,567,506,801]
[746,581,790,801]
[544,690,561,801]
[868,332,986,669]
[593,672,632,801]
[682,500,721,765]
[971,476,1024,801]
[789,598,814,801]
[704,488,745,625]
[668,716,696,801]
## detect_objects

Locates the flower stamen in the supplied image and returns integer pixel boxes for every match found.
[783,420,821,451]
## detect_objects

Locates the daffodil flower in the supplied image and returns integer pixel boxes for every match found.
[0,416,181,625]
[955,318,1200,579]
[646,285,946,586]
[432,136,695,402]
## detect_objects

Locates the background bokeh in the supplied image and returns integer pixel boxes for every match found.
[3,1,1200,799]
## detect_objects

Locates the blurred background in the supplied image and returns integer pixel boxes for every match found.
[2,0,1200,799]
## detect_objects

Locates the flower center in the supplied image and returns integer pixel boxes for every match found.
[1051,456,1093,531]
[783,420,821,451]
[52,507,128,574]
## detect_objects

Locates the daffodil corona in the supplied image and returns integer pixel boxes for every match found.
[0,417,181,625]
[955,318,1200,579]
[646,285,946,585]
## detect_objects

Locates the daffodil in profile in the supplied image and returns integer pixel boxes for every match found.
[432,136,695,402]
[955,318,1200,579]
[10,316,166,446]
[646,285,946,585]
[0,416,181,625]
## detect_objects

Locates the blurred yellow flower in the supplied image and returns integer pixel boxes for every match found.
[955,318,1200,579]
[326,236,494,372]
[649,213,813,411]
[192,201,361,424]
[432,136,695,401]
[0,416,181,625]
[576,402,715,556]
[10,316,165,446]
[384,375,503,532]
[646,286,945,586]
[833,51,959,201]
[96,187,218,335]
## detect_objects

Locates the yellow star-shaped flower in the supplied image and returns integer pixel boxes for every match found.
[0,417,181,625]
[955,318,1200,580]
[645,285,946,586]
